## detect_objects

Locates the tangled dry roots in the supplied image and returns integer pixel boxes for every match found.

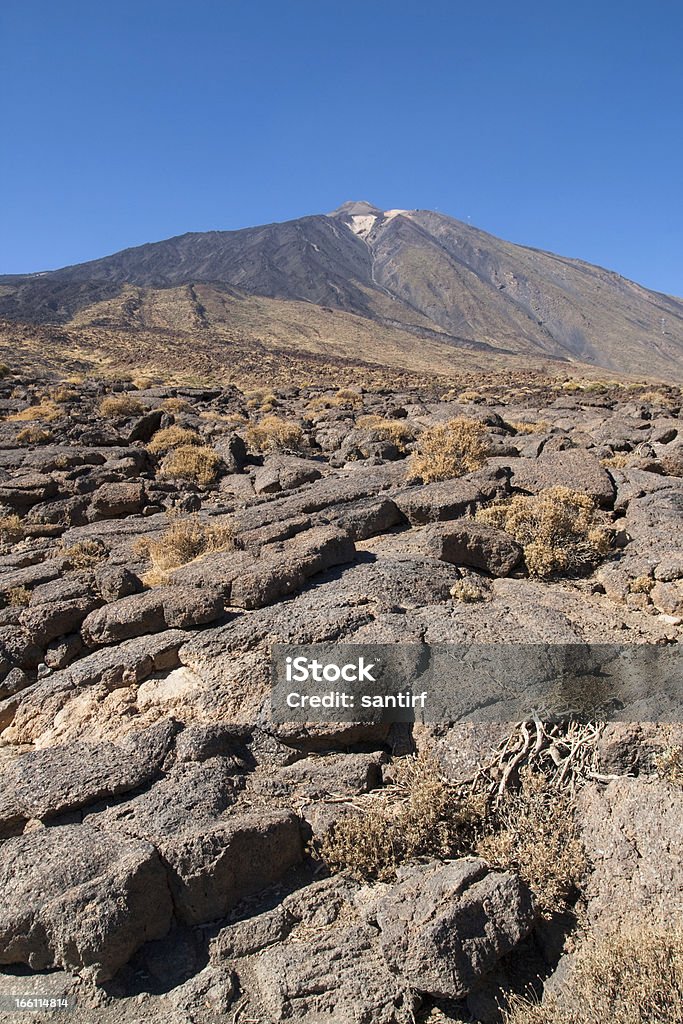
[466,717,619,803]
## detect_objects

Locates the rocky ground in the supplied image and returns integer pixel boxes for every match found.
[0,374,681,1022]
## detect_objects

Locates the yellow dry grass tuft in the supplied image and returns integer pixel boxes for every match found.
[16,425,53,445]
[158,397,192,413]
[509,420,549,434]
[449,579,487,602]
[135,513,236,585]
[50,385,78,403]
[9,401,63,423]
[57,539,108,569]
[0,515,24,546]
[476,486,611,578]
[355,414,415,450]
[476,769,587,917]
[504,927,683,1023]
[157,445,223,487]
[4,585,32,607]
[655,746,683,787]
[408,417,489,482]
[147,425,202,454]
[99,394,144,418]
[245,415,303,453]
[319,753,483,882]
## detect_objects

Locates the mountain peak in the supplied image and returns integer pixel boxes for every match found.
[328,200,381,217]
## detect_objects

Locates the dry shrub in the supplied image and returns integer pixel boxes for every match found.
[328,388,363,408]
[57,539,108,569]
[319,754,482,882]
[50,386,77,403]
[600,453,631,469]
[307,390,363,414]
[655,746,683,787]
[630,575,654,595]
[0,515,24,546]
[9,401,63,423]
[135,513,235,585]
[244,387,277,411]
[458,390,483,402]
[246,415,303,453]
[158,444,223,487]
[320,730,587,917]
[0,363,9,379]
[504,927,683,1024]
[408,418,489,482]
[147,425,202,454]
[450,579,487,602]
[509,420,549,434]
[159,397,192,413]
[476,769,587,917]
[17,426,52,445]
[356,414,415,450]
[199,411,247,427]
[99,394,144,418]
[477,486,611,578]
[5,586,31,607]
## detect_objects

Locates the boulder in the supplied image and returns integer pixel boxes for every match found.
[0,473,59,510]
[364,858,536,999]
[96,772,304,926]
[650,581,683,616]
[95,565,143,602]
[213,432,247,473]
[511,449,616,507]
[0,720,178,837]
[88,481,145,520]
[0,824,173,981]
[577,777,683,931]
[253,455,323,494]
[249,921,415,1024]
[423,519,523,576]
[0,630,187,739]
[20,593,102,647]
[81,585,224,646]
[160,810,303,925]
[332,496,403,540]
[253,464,281,494]
[230,527,356,609]
[394,472,508,526]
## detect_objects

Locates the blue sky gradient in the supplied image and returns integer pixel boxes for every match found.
[2,0,682,295]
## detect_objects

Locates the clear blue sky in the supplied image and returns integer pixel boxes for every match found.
[2,0,682,296]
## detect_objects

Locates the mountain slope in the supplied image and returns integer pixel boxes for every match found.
[2,202,682,379]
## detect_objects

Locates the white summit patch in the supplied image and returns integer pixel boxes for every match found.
[384,209,409,221]
[348,214,377,239]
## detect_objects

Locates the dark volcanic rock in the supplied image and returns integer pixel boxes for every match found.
[0,473,59,510]
[364,858,536,999]
[511,449,616,507]
[394,472,508,525]
[81,585,224,645]
[0,720,178,837]
[20,593,102,647]
[88,481,146,520]
[230,526,356,609]
[423,519,523,576]
[0,824,173,981]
